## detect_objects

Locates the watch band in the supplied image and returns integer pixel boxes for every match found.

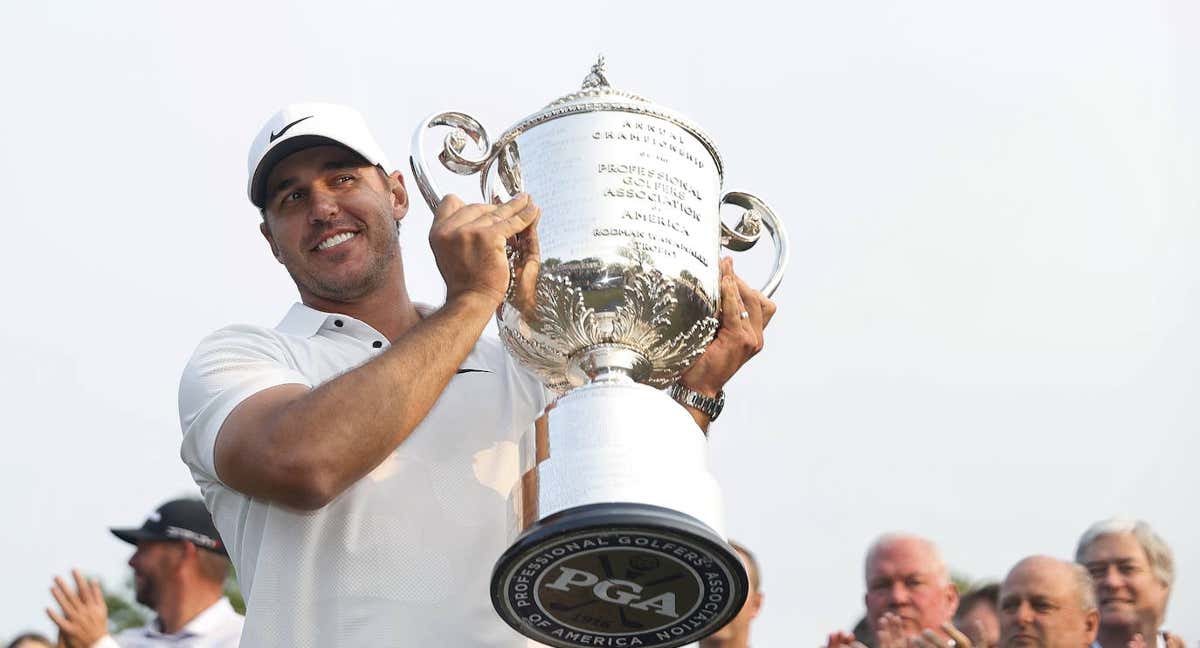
[669,383,725,422]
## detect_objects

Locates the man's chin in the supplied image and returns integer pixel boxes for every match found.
[1005,635,1042,648]
[1098,603,1138,627]
[705,626,735,642]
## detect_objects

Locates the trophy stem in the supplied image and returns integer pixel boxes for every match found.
[566,343,651,386]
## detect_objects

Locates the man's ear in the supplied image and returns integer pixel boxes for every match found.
[388,170,409,223]
[260,220,283,263]
[945,582,961,617]
[176,541,198,573]
[747,591,764,620]
[1084,608,1100,642]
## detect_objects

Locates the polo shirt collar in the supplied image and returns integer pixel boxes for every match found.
[276,302,335,337]
[178,597,238,635]
[275,301,434,338]
[148,597,236,637]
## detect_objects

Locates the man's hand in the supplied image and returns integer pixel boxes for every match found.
[1161,633,1186,648]
[429,193,540,307]
[678,257,777,423]
[46,570,109,648]
[911,623,976,648]
[823,630,869,648]
[875,613,909,648]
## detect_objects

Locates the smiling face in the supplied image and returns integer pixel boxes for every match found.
[1079,533,1169,633]
[259,144,408,307]
[864,537,958,636]
[999,557,1098,648]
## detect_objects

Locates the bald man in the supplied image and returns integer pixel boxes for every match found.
[998,556,1099,648]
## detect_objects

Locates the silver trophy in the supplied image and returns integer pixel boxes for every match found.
[411,58,788,648]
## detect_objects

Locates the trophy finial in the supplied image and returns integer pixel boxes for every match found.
[581,55,609,88]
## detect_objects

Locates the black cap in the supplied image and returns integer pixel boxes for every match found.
[110,498,227,557]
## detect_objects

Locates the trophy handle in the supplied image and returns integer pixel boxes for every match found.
[719,191,789,298]
[408,111,494,211]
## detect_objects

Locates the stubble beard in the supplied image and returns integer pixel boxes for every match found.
[134,577,157,609]
[286,226,400,303]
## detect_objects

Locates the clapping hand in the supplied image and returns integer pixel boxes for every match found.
[46,569,109,648]
[824,630,869,648]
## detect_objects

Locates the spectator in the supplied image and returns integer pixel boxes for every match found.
[6,634,52,648]
[997,556,1097,648]
[701,541,765,648]
[1075,519,1184,648]
[47,498,243,647]
[824,533,963,648]
[956,583,1000,647]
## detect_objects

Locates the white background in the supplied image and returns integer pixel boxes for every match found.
[0,0,1195,644]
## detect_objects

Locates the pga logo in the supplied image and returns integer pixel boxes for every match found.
[543,566,680,618]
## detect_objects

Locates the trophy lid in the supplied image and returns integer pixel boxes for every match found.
[498,56,725,178]
[542,55,653,107]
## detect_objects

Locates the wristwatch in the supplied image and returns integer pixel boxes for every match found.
[668,382,725,422]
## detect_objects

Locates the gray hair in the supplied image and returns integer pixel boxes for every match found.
[1075,518,1175,588]
[865,532,951,586]
[1067,561,1099,611]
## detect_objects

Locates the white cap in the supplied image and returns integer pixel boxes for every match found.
[247,102,393,207]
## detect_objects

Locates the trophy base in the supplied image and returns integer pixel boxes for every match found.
[491,502,748,648]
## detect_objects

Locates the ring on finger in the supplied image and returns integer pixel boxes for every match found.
[739,311,750,319]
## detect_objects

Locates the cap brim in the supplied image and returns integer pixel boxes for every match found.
[250,134,344,208]
[110,527,229,556]
[110,527,165,546]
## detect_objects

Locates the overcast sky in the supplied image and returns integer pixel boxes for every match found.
[1,0,1196,644]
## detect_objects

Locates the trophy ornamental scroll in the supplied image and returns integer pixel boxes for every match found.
[410,58,789,648]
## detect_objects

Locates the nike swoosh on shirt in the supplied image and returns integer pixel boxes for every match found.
[456,368,493,374]
[269,116,313,142]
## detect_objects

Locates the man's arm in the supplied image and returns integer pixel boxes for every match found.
[677,257,777,432]
[212,194,540,510]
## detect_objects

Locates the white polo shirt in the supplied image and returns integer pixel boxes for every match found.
[92,597,243,647]
[179,303,551,647]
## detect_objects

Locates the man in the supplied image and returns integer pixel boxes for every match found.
[1075,519,1184,648]
[956,583,1001,647]
[178,103,774,646]
[824,533,962,648]
[47,498,243,647]
[997,556,1098,648]
[701,541,765,648]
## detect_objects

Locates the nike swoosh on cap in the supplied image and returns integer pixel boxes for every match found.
[456,368,493,374]
[269,115,313,142]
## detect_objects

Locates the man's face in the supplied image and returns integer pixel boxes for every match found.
[864,539,958,636]
[1079,533,1169,632]
[260,145,408,305]
[999,560,1098,648]
[128,540,183,609]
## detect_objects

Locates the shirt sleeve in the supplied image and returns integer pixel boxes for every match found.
[87,635,121,648]
[178,324,312,487]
